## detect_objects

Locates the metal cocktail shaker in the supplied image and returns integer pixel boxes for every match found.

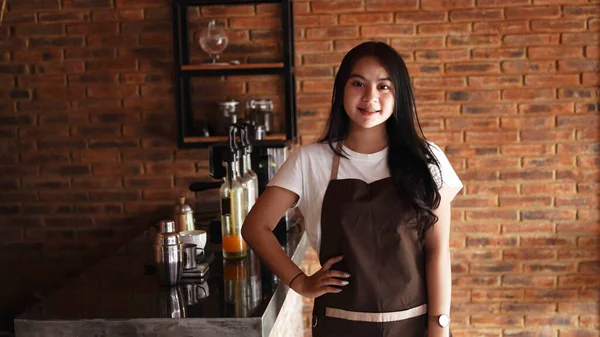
[153,220,183,286]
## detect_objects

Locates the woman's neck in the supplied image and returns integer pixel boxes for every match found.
[344,124,388,154]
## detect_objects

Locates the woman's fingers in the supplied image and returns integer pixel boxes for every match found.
[326,270,350,279]
[317,287,343,297]
[321,255,344,271]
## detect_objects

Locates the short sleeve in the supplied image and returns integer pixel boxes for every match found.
[427,141,463,201]
[266,146,303,206]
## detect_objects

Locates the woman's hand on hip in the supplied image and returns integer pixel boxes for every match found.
[291,255,350,299]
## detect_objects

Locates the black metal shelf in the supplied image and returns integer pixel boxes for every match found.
[172,0,297,149]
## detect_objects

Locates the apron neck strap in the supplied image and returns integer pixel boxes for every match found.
[330,142,342,181]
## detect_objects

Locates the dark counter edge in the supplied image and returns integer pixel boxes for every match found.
[13,232,309,337]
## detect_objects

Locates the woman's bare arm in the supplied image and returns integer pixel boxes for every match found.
[425,188,454,337]
[242,186,350,297]
[241,186,304,286]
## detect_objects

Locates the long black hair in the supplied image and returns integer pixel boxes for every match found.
[318,41,442,241]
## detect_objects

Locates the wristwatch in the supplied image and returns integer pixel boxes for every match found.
[429,314,450,328]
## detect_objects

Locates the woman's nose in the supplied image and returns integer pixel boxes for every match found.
[362,85,378,102]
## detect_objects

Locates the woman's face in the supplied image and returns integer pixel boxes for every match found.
[343,56,395,131]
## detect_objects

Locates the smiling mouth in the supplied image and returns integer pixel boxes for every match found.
[358,107,380,114]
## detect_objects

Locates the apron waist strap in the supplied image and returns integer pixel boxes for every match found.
[325,304,427,323]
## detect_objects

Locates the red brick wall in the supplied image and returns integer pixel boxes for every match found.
[1,0,599,336]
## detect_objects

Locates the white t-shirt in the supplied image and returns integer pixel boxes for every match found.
[268,141,463,254]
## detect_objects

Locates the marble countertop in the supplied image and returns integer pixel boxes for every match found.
[14,221,308,337]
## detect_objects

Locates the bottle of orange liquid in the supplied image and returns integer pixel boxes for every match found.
[220,126,248,259]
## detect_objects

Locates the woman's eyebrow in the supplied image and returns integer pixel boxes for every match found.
[349,74,392,82]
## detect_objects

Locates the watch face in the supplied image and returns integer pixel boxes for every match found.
[438,314,450,327]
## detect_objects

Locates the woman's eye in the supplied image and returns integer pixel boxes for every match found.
[379,84,391,90]
[351,81,364,87]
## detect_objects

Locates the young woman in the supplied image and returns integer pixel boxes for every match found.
[241,41,463,337]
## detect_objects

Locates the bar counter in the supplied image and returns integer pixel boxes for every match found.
[14,223,308,337]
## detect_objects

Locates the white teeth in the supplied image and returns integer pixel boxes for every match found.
[359,108,379,113]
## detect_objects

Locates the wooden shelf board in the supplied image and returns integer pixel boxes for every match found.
[184,133,286,143]
[181,62,284,71]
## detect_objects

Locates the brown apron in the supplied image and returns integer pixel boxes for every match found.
[312,147,431,337]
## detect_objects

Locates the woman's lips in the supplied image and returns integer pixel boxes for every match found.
[358,107,380,116]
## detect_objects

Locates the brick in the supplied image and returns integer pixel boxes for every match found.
[559,88,599,99]
[447,118,498,130]
[13,50,63,62]
[366,0,417,10]
[453,275,500,286]
[340,13,394,25]
[87,35,138,47]
[86,59,137,71]
[579,260,600,274]
[472,289,523,302]
[465,131,518,144]
[447,62,499,74]
[499,196,553,207]
[506,5,561,19]
[361,25,414,37]
[446,91,500,102]
[466,210,518,221]
[311,1,364,13]
[521,234,576,245]
[466,183,518,195]
[564,5,600,17]
[472,47,525,60]
[503,34,560,46]
[473,20,529,33]
[500,116,555,129]
[124,177,173,188]
[391,37,444,49]
[502,60,555,73]
[525,289,578,301]
[230,17,280,30]
[502,222,555,233]
[499,170,554,180]
[418,23,470,34]
[562,32,599,45]
[63,0,112,8]
[39,192,90,202]
[525,315,576,326]
[448,34,501,47]
[502,88,555,101]
[452,223,500,232]
[519,102,574,114]
[529,46,584,60]
[396,11,446,23]
[294,15,337,28]
[502,303,556,313]
[33,60,85,74]
[72,150,120,163]
[463,104,517,115]
[13,24,64,36]
[557,223,599,234]
[422,0,474,8]
[9,0,59,10]
[532,19,586,32]
[522,156,573,168]
[469,75,522,88]
[38,12,90,22]
[3,13,36,24]
[525,74,580,87]
[450,9,502,21]
[29,37,84,48]
[90,190,141,201]
[87,85,138,98]
[414,77,466,89]
[467,157,519,169]
[559,60,600,72]
[306,27,359,40]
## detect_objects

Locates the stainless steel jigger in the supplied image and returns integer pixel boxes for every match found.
[154,220,183,286]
